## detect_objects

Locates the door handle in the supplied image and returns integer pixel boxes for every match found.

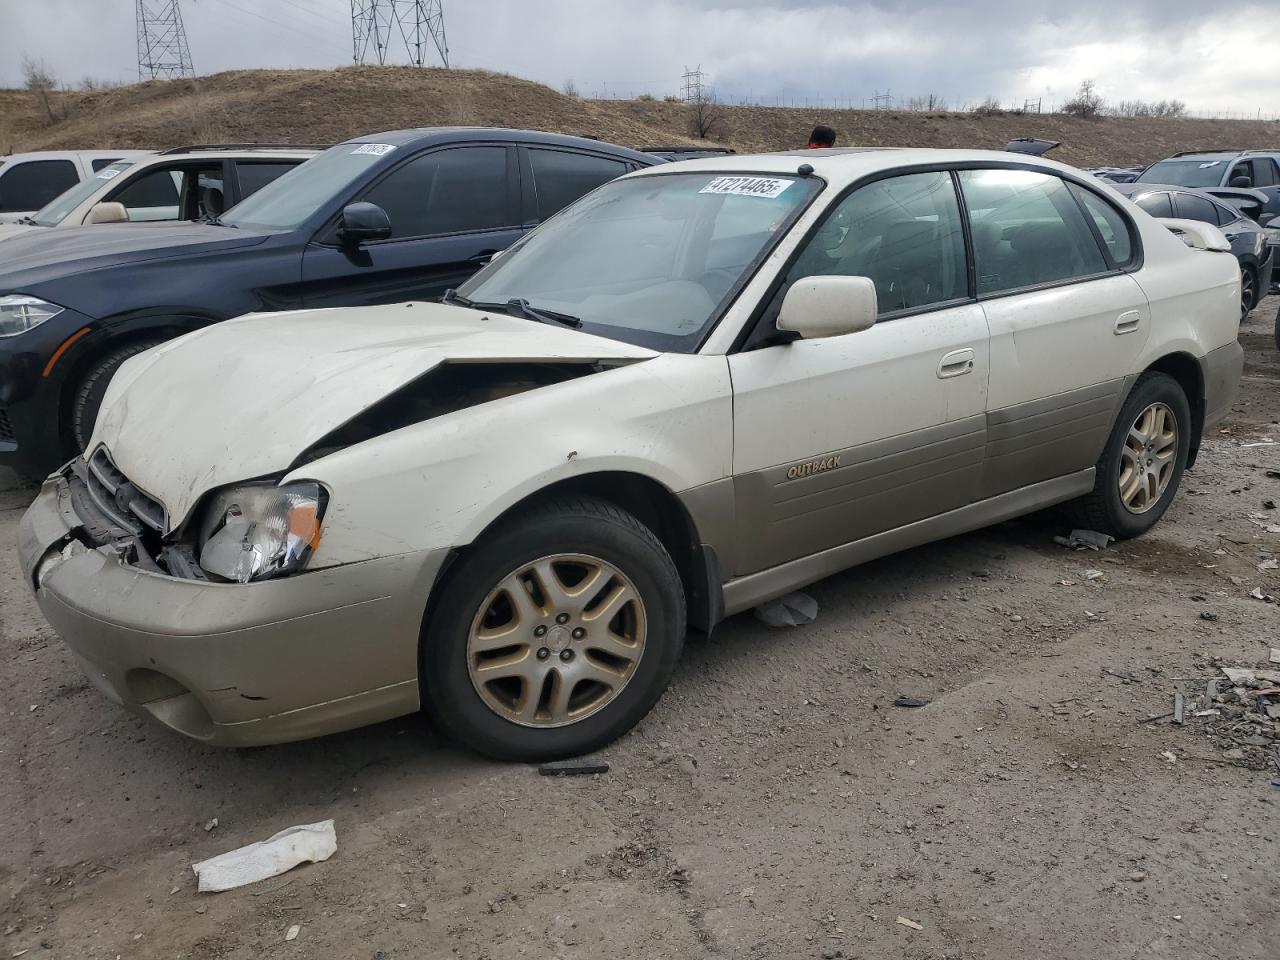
[937,348,975,379]
[1114,311,1141,335]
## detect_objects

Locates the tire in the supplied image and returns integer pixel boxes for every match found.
[69,340,164,453]
[1241,266,1257,320]
[1066,371,1191,539]
[420,497,686,761]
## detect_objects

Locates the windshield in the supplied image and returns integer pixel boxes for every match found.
[1138,159,1230,188]
[458,171,821,351]
[30,160,134,226]
[220,142,391,230]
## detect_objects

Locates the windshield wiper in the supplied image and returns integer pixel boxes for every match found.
[203,215,237,228]
[442,290,581,329]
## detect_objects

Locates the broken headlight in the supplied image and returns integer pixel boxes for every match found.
[197,482,327,583]
[0,294,64,337]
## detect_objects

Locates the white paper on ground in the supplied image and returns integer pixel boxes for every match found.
[192,819,337,893]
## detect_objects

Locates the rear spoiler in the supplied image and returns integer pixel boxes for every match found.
[1157,218,1231,252]
[1204,186,1268,223]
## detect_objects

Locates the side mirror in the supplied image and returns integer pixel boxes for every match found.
[1229,175,1253,188]
[338,202,391,245]
[86,201,128,225]
[777,275,878,340]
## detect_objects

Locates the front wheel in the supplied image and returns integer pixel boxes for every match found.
[69,339,164,454]
[421,497,686,761]
[1066,372,1191,539]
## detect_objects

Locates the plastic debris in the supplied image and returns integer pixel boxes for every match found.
[1083,569,1106,581]
[1250,587,1275,603]
[538,758,610,777]
[203,818,218,832]
[285,925,300,942]
[192,820,337,893]
[1160,750,1178,762]
[893,696,930,708]
[753,591,818,627]
[895,916,923,930]
[1053,529,1113,550]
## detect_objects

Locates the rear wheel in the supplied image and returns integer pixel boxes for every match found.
[420,497,686,761]
[69,340,164,453]
[1241,266,1257,320]
[1066,372,1191,539]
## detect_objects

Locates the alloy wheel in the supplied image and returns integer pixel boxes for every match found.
[466,554,647,727]
[1118,401,1178,514]
[1241,269,1255,318]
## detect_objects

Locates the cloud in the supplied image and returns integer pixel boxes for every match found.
[0,0,1275,115]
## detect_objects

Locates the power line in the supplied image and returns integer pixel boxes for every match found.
[207,0,349,52]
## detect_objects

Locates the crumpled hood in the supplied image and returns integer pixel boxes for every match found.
[0,222,269,290]
[92,301,657,529]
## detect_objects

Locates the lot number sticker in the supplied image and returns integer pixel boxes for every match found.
[96,168,122,180]
[699,176,792,199]
[352,143,396,157]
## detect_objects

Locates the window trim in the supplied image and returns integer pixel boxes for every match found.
[344,143,522,246]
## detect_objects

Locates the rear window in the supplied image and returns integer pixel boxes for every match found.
[0,159,79,212]
[235,162,300,199]
[1134,192,1173,218]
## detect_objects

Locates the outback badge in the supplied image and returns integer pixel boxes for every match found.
[786,455,842,480]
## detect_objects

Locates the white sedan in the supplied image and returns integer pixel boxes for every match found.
[19,149,1243,760]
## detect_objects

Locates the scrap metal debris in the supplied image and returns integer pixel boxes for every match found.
[1053,529,1114,550]
[192,820,337,893]
[753,591,818,627]
[538,758,610,777]
[1155,665,1280,774]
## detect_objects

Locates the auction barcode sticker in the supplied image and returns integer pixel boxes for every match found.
[352,143,396,157]
[699,176,792,199]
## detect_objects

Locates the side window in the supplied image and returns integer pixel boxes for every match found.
[1135,192,1173,218]
[1229,162,1253,186]
[775,170,968,317]
[362,147,513,239]
[528,150,627,222]
[235,162,297,199]
[90,157,123,172]
[1212,203,1238,227]
[1070,184,1134,266]
[959,169,1107,295]
[110,167,182,219]
[0,159,79,211]
[1251,158,1279,188]
[1174,192,1219,225]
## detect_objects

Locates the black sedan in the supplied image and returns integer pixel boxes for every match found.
[0,128,655,479]
[1108,181,1271,320]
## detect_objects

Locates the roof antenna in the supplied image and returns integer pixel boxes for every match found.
[797,163,814,176]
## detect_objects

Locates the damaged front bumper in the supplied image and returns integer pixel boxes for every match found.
[18,471,446,747]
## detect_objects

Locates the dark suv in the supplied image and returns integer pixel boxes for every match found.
[0,128,655,478]
[1137,150,1280,221]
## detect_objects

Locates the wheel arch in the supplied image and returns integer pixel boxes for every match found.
[1143,351,1205,466]
[422,470,725,642]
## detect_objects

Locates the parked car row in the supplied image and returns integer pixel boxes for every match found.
[0,129,657,478]
[12,138,1244,760]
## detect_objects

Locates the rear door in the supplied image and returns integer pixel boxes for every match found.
[0,158,80,217]
[728,170,990,575]
[962,168,1149,499]
[229,160,302,206]
[299,144,524,308]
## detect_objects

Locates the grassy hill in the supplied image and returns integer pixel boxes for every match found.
[3,67,1278,167]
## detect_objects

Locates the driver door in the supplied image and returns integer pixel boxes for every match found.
[727,170,990,576]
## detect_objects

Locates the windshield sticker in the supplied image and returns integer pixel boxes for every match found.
[96,168,122,180]
[1198,161,1222,169]
[699,176,793,199]
[352,143,396,157]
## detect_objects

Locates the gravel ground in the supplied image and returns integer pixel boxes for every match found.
[1,302,1278,960]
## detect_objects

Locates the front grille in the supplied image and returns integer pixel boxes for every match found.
[83,447,167,535]
[0,409,14,445]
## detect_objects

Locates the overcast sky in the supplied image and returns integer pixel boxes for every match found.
[1,0,1276,115]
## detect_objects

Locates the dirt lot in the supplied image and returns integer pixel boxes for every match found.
[1,303,1278,960]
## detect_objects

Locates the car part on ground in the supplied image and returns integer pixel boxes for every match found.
[0,128,657,480]
[18,147,1244,759]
